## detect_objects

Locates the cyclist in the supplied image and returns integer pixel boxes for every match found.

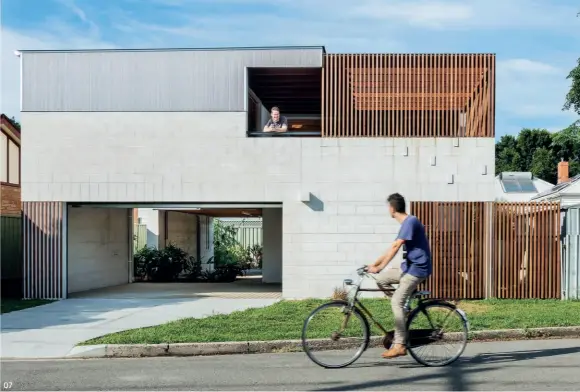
[366,193,432,359]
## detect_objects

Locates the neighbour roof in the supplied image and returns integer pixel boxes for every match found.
[496,172,552,194]
[0,114,21,142]
[531,174,580,200]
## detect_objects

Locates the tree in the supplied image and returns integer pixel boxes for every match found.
[495,122,580,184]
[10,116,20,130]
[495,135,522,173]
[530,148,557,184]
[494,129,552,176]
[552,120,580,178]
[515,128,552,171]
[563,57,580,116]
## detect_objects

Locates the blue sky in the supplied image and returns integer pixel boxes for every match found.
[2,0,579,138]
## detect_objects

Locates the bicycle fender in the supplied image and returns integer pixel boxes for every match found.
[455,307,470,331]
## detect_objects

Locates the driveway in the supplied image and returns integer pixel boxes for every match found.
[1,296,278,359]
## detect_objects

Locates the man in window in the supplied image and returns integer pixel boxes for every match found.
[263,106,288,133]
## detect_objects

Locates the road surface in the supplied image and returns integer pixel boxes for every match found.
[2,339,580,391]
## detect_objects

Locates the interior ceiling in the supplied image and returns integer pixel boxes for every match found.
[168,208,262,218]
[248,68,322,115]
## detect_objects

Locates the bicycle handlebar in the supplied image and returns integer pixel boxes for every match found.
[356,266,369,275]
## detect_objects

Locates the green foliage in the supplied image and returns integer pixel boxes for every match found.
[212,220,241,266]
[495,123,580,184]
[134,243,185,282]
[201,264,245,283]
[249,244,263,269]
[213,219,263,270]
[563,57,580,116]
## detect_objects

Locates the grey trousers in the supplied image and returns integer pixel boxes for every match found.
[374,266,425,345]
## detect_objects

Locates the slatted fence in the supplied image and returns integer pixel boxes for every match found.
[411,201,561,299]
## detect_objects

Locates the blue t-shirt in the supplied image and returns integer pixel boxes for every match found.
[396,215,432,278]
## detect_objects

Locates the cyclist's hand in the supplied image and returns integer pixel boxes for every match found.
[367,265,380,274]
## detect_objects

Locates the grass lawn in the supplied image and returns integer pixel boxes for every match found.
[83,299,580,345]
[1,299,53,314]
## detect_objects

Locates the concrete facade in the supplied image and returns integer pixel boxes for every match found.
[20,111,494,298]
[67,206,129,294]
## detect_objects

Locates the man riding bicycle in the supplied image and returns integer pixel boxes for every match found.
[367,193,433,359]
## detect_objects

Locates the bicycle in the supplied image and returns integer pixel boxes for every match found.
[302,266,470,369]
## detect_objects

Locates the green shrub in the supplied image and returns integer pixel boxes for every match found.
[249,244,263,269]
[133,243,186,282]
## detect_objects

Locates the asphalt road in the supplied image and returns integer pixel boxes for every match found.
[2,339,580,391]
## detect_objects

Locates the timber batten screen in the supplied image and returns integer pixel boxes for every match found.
[322,54,495,138]
[22,202,65,299]
[411,201,561,300]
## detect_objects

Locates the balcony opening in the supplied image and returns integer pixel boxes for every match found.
[247,67,322,137]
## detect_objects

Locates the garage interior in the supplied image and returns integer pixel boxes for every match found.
[65,203,282,299]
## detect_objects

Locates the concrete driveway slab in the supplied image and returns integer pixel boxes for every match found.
[1,297,277,359]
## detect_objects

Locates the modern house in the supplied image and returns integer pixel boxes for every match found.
[17,47,496,299]
[495,171,554,202]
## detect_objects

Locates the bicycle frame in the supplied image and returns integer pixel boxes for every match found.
[342,268,453,338]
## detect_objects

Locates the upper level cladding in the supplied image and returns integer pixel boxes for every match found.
[21,47,324,112]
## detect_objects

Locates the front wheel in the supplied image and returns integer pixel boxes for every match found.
[302,301,370,369]
[406,301,469,367]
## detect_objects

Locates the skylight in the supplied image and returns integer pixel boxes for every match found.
[500,177,537,193]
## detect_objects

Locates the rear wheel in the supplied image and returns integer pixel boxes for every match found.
[302,301,370,369]
[406,301,469,367]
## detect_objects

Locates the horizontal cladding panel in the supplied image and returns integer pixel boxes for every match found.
[322,54,495,137]
[21,48,323,112]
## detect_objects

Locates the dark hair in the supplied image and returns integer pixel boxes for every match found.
[271,106,280,112]
[387,193,406,214]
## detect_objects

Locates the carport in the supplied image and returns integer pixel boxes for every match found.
[64,203,282,299]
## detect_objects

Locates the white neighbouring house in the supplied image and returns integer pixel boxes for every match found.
[531,161,580,207]
[17,47,496,299]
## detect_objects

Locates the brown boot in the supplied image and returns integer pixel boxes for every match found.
[381,343,407,358]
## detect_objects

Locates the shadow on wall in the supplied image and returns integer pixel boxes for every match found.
[303,193,324,212]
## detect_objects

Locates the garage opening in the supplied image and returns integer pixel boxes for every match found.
[66,203,282,299]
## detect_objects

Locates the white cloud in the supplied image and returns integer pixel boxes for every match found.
[500,59,561,74]
[496,57,577,120]
[351,0,474,28]
[346,0,580,31]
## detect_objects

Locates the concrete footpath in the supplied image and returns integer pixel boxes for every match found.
[0,297,277,359]
[3,339,580,391]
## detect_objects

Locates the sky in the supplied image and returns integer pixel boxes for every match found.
[1,0,579,138]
